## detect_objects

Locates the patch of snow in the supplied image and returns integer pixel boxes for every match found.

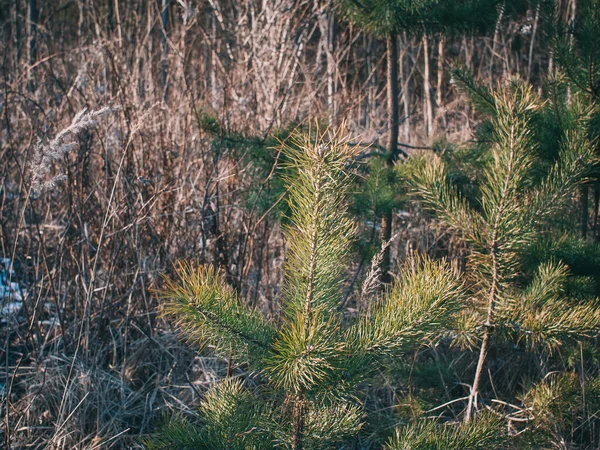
[1,301,22,316]
[1,257,24,318]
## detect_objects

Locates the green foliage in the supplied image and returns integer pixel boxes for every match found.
[406,76,600,436]
[145,414,208,450]
[160,264,276,368]
[350,256,463,360]
[408,79,595,284]
[519,372,600,445]
[150,124,464,449]
[498,261,600,349]
[338,0,509,38]
[353,158,400,219]
[553,0,600,102]
[195,108,221,136]
[279,126,358,319]
[145,379,270,450]
[386,413,508,450]
[521,234,600,293]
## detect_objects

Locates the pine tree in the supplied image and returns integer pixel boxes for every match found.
[337,0,514,283]
[146,124,464,449]
[551,0,600,240]
[405,76,600,429]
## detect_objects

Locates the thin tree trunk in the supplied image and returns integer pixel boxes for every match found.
[26,0,37,91]
[402,32,412,143]
[291,397,306,450]
[527,2,540,82]
[365,34,373,127]
[489,2,505,83]
[211,17,219,112]
[28,0,37,65]
[466,242,499,422]
[423,33,433,139]
[582,185,589,240]
[114,0,123,49]
[161,0,169,98]
[593,185,600,242]
[317,4,336,124]
[566,0,577,103]
[436,37,444,109]
[465,130,522,421]
[381,33,400,284]
[12,0,20,78]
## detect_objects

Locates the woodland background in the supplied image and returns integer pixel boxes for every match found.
[0,0,595,448]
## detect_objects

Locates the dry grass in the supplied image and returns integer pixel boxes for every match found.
[5,334,232,449]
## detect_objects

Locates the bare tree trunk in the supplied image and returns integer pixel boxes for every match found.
[210,16,219,112]
[436,37,444,110]
[593,186,600,242]
[161,0,169,98]
[114,0,123,48]
[437,37,446,131]
[317,3,336,124]
[365,34,373,127]
[527,2,540,82]
[423,33,433,139]
[28,0,37,65]
[387,34,400,162]
[567,0,577,103]
[12,0,20,79]
[402,32,412,143]
[489,1,505,84]
[27,0,38,91]
[381,33,400,284]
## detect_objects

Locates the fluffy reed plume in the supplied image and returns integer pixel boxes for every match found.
[31,107,116,194]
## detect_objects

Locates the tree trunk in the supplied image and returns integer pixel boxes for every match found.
[466,242,499,422]
[527,3,540,82]
[489,1,505,83]
[291,396,306,450]
[436,37,445,110]
[381,33,400,284]
[582,185,589,240]
[593,184,600,242]
[423,33,433,139]
[12,0,20,79]
[161,0,169,98]
[402,32,412,143]
[28,0,37,65]
[317,3,336,124]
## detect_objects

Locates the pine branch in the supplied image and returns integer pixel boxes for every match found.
[406,152,487,246]
[349,255,463,360]
[386,413,508,450]
[451,67,497,115]
[498,262,600,349]
[281,124,359,318]
[159,263,275,369]
[528,112,597,222]
[146,379,271,450]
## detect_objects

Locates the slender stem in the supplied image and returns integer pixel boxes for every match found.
[303,185,322,325]
[465,244,498,422]
[291,396,306,450]
[466,119,517,422]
